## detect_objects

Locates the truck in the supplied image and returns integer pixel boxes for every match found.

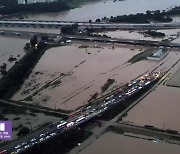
[76,116,85,123]
[57,122,67,129]
[66,121,75,128]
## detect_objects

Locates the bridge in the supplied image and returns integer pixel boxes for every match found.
[0,29,180,48]
[1,19,180,30]
[0,72,173,154]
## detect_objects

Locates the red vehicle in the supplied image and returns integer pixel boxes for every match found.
[0,150,7,154]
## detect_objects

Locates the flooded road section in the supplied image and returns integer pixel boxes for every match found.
[100,29,180,42]
[99,30,163,41]
[12,43,159,111]
[79,132,180,154]
[0,36,28,78]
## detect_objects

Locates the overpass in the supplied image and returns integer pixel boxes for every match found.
[1,29,180,48]
[1,19,180,30]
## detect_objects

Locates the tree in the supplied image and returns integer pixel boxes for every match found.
[95,18,101,22]
[17,127,30,136]
[30,35,38,47]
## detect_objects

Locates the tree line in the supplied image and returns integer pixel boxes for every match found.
[95,6,180,23]
[0,1,70,15]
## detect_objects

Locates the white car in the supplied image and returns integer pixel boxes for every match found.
[31,138,36,142]
[24,145,30,149]
[46,135,51,139]
[66,40,72,43]
[40,134,45,137]
[15,145,21,149]
[50,132,56,136]
[32,141,38,145]
[15,148,23,153]
[39,138,44,142]
[21,142,27,146]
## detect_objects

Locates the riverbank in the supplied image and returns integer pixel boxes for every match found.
[0,1,70,16]
[97,6,180,23]
[0,42,62,99]
[0,0,98,20]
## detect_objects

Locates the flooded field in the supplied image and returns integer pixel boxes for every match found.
[12,42,158,110]
[123,85,180,132]
[122,49,180,132]
[0,36,28,78]
[100,29,180,42]
[166,67,180,87]
[0,109,59,144]
[99,30,163,41]
[79,131,180,154]
[7,112,58,140]
[19,0,180,21]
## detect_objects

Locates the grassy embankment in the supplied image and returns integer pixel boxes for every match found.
[128,48,155,64]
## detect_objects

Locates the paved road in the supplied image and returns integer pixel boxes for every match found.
[1,29,180,48]
[1,20,180,30]
[0,72,161,154]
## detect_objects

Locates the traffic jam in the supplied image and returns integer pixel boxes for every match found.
[1,71,162,154]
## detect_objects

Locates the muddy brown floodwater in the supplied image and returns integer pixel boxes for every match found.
[12,43,157,111]
[18,0,180,21]
[123,85,180,132]
[79,132,180,154]
[0,36,28,78]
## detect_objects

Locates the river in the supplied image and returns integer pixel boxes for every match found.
[23,0,180,21]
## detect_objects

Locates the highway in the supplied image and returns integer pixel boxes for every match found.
[0,29,180,48]
[0,72,162,154]
[1,20,180,30]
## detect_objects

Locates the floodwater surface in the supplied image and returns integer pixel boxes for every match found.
[22,0,180,21]
[123,85,180,132]
[12,43,157,110]
[79,132,180,154]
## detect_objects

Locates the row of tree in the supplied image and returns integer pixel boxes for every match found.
[107,7,180,23]
[0,1,70,15]
[108,10,173,23]
[0,0,17,7]
[0,35,47,99]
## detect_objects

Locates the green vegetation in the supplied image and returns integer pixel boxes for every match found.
[0,0,99,15]
[101,79,115,93]
[103,8,180,23]
[128,48,155,64]
[108,10,172,23]
[17,126,30,136]
[24,128,92,154]
[0,0,17,7]
[0,1,70,15]
[88,92,99,102]
[61,23,78,34]
[108,7,180,23]
[0,46,47,99]
[144,30,165,38]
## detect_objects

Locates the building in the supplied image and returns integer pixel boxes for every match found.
[147,48,169,61]
[18,0,57,4]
